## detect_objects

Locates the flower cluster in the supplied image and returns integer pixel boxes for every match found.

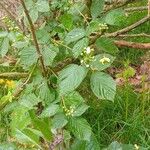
[80,47,95,68]
[0,79,15,89]
[63,106,75,116]
[99,56,110,64]
[99,23,108,31]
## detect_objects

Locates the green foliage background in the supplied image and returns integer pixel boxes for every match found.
[0,0,149,149]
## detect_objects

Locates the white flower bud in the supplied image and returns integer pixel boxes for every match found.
[86,64,90,68]
[86,47,91,54]
[80,60,84,64]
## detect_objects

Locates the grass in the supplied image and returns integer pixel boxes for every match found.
[84,84,150,149]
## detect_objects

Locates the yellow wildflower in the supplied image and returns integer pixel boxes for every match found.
[5,80,15,89]
[100,56,110,64]
[0,79,5,84]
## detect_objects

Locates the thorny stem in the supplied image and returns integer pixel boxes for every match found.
[52,39,72,50]
[20,0,47,77]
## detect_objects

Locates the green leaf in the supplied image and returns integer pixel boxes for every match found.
[29,111,52,141]
[71,140,86,150]
[86,20,100,35]
[71,133,100,150]
[0,143,17,150]
[72,38,89,58]
[42,45,58,66]
[90,54,115,71]
[96,37,118,54]
[60,13,73,30]
[64,92,88,116]
[104,9,125,26]
[36,0,50,12]
[19,93,41,109]
[104,141,147,150]
[65,28,86,44]
[39,80,55,103]
[64,130,71,142]
[10,106,31,133]
[12,41,29,49]
[36,28,50,43]
[19,46,38,68]
[0,91,13,110]
[0,31,8,38]
[69,117,92,141]
[29,7,39,23]
[69,2,86,15]
[40,104,59,118]
[86,133,100,150]
[52,114,68,129]
[15,128,41,149]
[105,141,131,150]
[3,101,19,113]
[91,0,105,18]
[90,72,116,101]
[25,0,34,10]
[73,104,89,117]
[1,37,9,57]
[58,64,87,95]
[64,91,85,107]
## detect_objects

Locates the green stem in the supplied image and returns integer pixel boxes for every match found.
[125,84,129,121]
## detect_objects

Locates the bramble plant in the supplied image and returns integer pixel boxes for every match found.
[0,0,150,149]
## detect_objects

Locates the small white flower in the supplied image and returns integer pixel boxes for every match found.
[86,64,90,68]
[86,47,91,54]
[80,60,84,64]
[134,144,139,150]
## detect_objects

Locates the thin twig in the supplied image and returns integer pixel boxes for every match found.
[103,0,136,13]
[104,16,150,37]
[20,0,47,77]
[125,6,147,12]
[0,72,28,79]
[117,33,150,38]
[52,39,72,50]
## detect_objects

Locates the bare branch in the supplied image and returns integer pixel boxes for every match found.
[125,6,147,12]
[105,16,150,37]
[0,72,28,79]
[114,40,150,49]
[104,0,135,13]
[117,33,150,38]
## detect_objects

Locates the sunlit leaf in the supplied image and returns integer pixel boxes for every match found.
[65,28,86,44]
[91,0,105,18]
